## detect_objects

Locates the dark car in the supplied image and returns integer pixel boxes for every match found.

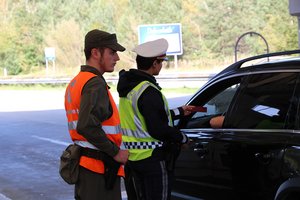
[172,50,300,200]
[275,177,300,200]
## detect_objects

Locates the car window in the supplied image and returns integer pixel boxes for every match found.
[184,79,241,129]
[224,72,299,129]
[192,84,239,118]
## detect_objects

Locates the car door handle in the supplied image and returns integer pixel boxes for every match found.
[255,152,272,164]
[194,142,208,157]
[194,148,208,158]
[193,148,207,153]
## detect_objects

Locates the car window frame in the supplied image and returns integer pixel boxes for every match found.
[178,74,244,129]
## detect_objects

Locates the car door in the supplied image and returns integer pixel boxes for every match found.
[174,72,299,199]
[173,75,242,199]
[213,72,299,199]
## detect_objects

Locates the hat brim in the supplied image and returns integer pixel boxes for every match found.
[107,43,126,52]
[157,55,168,61]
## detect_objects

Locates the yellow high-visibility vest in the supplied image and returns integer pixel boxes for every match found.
[119,81,172,161]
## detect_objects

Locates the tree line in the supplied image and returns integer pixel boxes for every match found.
[0,0,297,76]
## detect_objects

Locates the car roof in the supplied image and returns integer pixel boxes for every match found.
[207,49,300,84]
[221,49,300,74]
[190,50,300,102]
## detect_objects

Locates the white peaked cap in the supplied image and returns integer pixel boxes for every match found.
[133,38,168,59]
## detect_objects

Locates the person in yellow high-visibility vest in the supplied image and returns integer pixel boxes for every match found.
[117,38,195,200]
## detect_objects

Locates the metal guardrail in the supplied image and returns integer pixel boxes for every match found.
[0,78,70,85]
[0,74,215,85]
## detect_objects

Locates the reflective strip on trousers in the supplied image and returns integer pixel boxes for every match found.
[68,120,121,134]
[123,141,163,149]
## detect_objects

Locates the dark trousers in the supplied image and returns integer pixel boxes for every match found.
[75,166,121,200]
[125,158,173,200]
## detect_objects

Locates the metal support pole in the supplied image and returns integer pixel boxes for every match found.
[53,60,56,74]
[174,55,178,69]
[4,68,7,77]
[234,31,269,62]
[289,0,300,48]
[298,16,300,49]
[45,59,49,75]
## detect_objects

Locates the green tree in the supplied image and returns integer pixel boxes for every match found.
[0,0,298,76]
[260,0,297,51]
[44,19,84,75]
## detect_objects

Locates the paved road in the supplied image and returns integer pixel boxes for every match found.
[0,109,73,200]
[0,90,192,200]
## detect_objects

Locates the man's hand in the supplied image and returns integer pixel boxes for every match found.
[113,149,129,164]
[181,105,196,116]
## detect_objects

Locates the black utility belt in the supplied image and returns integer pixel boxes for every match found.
[81,147,105,160]
[81,147,121,190]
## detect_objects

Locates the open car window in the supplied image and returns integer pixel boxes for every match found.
[184,78,241,129]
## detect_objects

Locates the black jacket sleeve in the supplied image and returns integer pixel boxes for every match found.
[170,107,184,121]
[76,76,119,157]
[138,87,184,143]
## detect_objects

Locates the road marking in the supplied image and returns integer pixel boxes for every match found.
[0,193,12,200]
[31,135,70,146]
[31,136,129,200]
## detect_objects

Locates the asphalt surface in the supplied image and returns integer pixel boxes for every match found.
[0,90,192,200]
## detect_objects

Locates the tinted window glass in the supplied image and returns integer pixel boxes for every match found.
[224,73,298,129]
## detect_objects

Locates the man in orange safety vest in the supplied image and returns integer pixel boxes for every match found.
[64,29,129,200]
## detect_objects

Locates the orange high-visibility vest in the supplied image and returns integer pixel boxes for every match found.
[64,71,124,176]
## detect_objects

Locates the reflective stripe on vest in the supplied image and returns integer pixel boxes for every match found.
[74,140,99,150]
[66,109,79,115]
[68,119,121,135]
[121,123,149,138]
[119,81,173,161]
